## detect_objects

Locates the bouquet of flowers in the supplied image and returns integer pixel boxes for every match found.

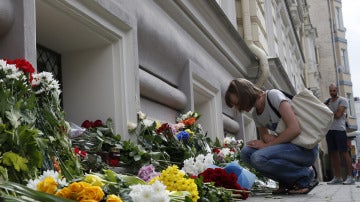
[0,59,81,184]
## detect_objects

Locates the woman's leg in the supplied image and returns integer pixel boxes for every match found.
[248,143,318,188]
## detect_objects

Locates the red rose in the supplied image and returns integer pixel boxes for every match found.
[93,120,103,127]
[81,120,93,129]
[212,148,220,154]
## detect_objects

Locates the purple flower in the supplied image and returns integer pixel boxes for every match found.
[176,131,190,140]
[137,164,159,182]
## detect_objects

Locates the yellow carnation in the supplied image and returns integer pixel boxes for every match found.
[37,176,58,194]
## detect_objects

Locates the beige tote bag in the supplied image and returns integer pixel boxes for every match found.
[274,89,334,149]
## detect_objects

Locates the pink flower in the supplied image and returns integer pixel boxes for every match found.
[137,164,159,182]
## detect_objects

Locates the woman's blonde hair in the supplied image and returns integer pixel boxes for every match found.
[225,78,262,111]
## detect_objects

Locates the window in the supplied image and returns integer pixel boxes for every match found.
[347,93,353,117]
[36,44,63,105]
[336,7,344,30]
[340,48,349,73]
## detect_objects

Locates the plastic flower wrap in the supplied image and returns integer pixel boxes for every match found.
[182,153,213,176]
[149,165,199,202]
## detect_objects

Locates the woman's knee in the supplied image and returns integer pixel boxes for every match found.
[250,153,267,169]
[240,146,254,164]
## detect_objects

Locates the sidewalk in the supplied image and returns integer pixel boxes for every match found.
[245,181,360,202]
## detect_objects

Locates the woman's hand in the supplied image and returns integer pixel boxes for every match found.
[247,140,267,149]
[262,133,277,143]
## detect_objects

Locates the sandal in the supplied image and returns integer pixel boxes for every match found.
[288,180,319,195]
[272,187,288,195]
[272,182,290,195]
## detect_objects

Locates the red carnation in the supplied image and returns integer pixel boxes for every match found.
[5,58,35,82]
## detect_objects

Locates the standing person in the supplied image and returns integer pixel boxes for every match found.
[356,159,360,181]
[225,78,318,195]
[325,83,354,185]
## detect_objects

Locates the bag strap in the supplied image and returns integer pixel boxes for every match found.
[267,90,293,118]
[324,98,331,105]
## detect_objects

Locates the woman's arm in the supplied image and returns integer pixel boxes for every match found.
[266,100,301,146]
[258,127,277,143]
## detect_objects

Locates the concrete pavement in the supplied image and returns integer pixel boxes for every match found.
[245,181,360,202]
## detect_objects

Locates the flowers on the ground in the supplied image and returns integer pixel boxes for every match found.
[129,180,170,202]
[56,181,105,201]
[149,165,199,202]
[137,164,159,182]
[26,170,67,193]
[182,153,214,176]
[81,119,104,129]
[0,58,81,184]
[199,167,249,199]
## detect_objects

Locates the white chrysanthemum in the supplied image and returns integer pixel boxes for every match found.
[195,154,205,163]
[26,179,40,190]
[32,72,61,96]
[129,184,143,194]
[130,184,161,202]
[204,153,214,165]
[6,71,22,80]
[151,194,170,202]
[0,59,6,68]
[182,153,213,176]
[151,180,167,193]
[39,170,67,187]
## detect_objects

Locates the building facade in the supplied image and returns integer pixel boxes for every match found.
[1,0,327,179]
[308,0,357,131]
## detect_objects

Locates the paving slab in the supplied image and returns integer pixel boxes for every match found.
[244,182,360,202]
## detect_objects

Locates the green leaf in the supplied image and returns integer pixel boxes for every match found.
[1,151,28,172]
[5,108,21,128]
[118,174,146,186]
[134,155,141,161]
[0,181,74,202]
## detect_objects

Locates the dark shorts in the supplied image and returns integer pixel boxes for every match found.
[326,130,348,152]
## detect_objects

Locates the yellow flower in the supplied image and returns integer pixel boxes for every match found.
[37,176,58,194]
[106,194,123,202]
[55,187,73,199]
[83,174,105,187]
[69,181,91,193]
[155,121,162,129]
[76,185,104,202]
[185,129,194,136]
[149,165,199,202]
